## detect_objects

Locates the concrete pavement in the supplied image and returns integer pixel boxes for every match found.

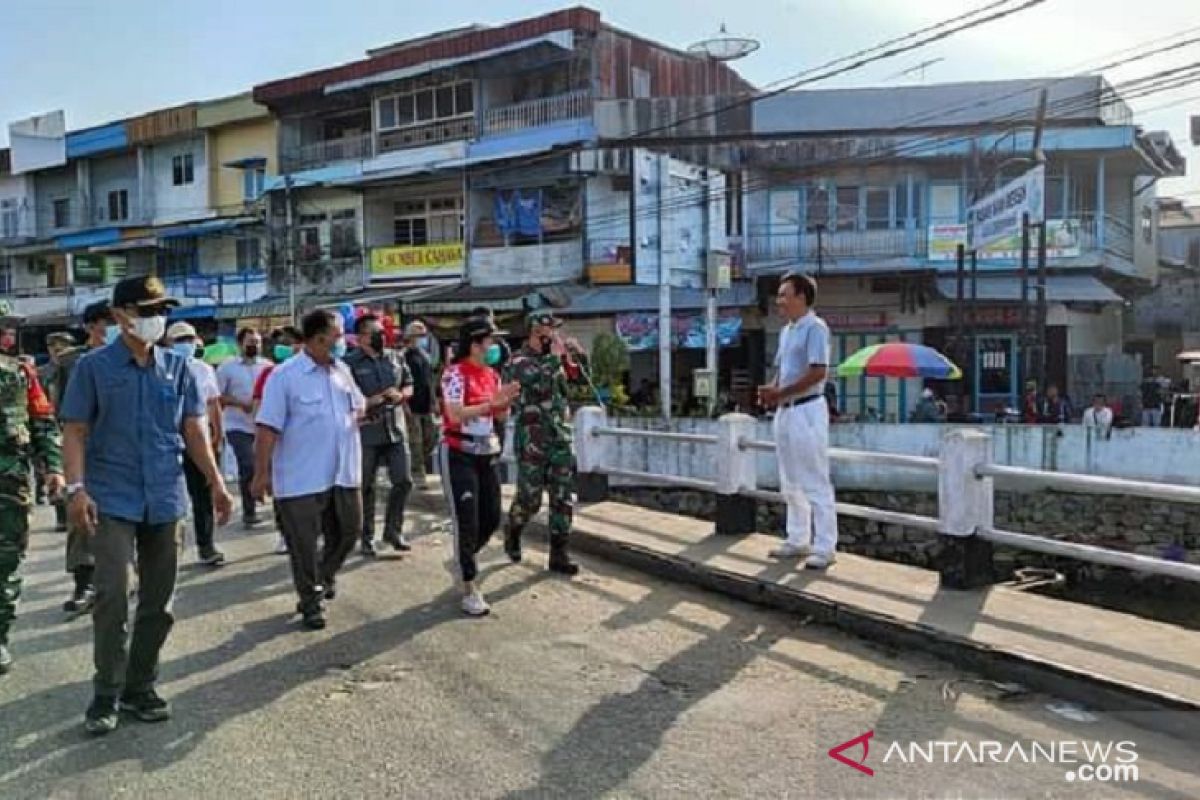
[1,496,1198,799]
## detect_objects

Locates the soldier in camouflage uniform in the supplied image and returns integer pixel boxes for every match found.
[0,302,65,674]
[502,311,587,576]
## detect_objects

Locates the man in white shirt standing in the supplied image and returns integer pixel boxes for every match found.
[217,328,269,527]
[758,273,839,570]
[1082,393,1114,438]
[167,322,226,565]
[252,310,365,631]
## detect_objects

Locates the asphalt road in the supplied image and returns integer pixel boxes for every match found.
[1,493,1197,799]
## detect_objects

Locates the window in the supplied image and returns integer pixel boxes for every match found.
[864,188,891,230]
[393,197,463,246]
[1141,207,1153,245]
[929,183,961,222]
[157,238,197,281]
[236,237,261,272]
[895,181,924,227]
[631,67,652,99]
[835,186,860,231]
[107,190,129,222]
[0,258,11,293]
[1,199,17,238]
[297,225,321,263]
[330,209,359,258]
[805,187,829,232]
[53,198,71,229]
[243,168,266,202]
[376,81,474,131]
[172,153,195,186]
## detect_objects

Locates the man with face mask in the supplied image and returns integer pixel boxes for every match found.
[167,322,225,566]
[502,311,588,576]
[61,276,233,734]
[252,310,365,631]
[217,328,270,528]
[401,321,438,489]
[343,314,413,557]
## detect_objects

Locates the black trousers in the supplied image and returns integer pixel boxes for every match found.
[227,431,258,521]
[183,454,215,555]
[277,488,363,611]
[439,445,501,584]
[361,440,412,543]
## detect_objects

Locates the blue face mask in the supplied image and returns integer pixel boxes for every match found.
[485,343,502,366]
[274,344,294,362]
[171,342,196,360]
[104,324,121,345]
[332,339,347,359]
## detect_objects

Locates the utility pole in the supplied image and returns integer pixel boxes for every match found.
[955,243,966,369]
[1019,212,1031,392]
[1035,218,1048,390]
[656,154,672,421]
[284,174,296,323]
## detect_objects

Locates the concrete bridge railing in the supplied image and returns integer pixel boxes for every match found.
[573,407,1200,590]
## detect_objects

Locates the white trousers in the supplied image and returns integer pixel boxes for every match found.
[773,398,838,554]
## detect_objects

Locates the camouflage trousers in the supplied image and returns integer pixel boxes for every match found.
[507,443,575,540]
[0,504,31,646]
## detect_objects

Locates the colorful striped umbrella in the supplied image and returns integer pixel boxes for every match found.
[836,343,962,380]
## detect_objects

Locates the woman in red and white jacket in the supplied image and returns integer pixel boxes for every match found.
[439,317,519,616]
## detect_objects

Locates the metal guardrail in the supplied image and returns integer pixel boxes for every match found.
[579,413,1200,585]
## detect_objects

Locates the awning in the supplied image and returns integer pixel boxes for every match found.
[403,283,548,315]
[158,217,258,240]
[89,236,157,253]
[216,297,293,320]
[223,156,267,169]
[168,305,220,321]
[934,274,1123,304]
[558,282,758,316]
[57,228,121,250]
[309,281,457,309]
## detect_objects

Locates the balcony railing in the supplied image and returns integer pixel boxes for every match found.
[377,118,476,155]
[281,133,374,173]
[745,226,918,265]
[482,90,593,135]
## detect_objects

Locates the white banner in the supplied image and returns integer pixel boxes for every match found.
[967,164,1044,250]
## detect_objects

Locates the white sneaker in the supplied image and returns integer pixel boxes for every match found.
[273,535,289,555]
[769,543,813,559]
[461,592,491,617]
[804,552,837,570]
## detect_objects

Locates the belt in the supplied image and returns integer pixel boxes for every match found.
[780,394,822,410]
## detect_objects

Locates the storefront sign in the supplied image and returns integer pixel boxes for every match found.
[823,311,889,330]
[928,219,1081,262]
[968,165,1045,249]
[615,310,742,352]
[950,306,1024,327]
[369,243,464,279]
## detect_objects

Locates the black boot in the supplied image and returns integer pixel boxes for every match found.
[504,525,523,564]
[548,538,579,576]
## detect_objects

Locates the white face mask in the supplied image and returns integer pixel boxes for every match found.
[130,315,167,345]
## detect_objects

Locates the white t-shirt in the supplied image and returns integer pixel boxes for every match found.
[1082,406,1113,429]
[217,356,270,434]
[186,357,220,425]
[774,312,831,398]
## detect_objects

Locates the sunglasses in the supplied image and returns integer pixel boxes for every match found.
[123,304,168,319]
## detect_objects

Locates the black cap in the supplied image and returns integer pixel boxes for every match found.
[111,276,179,311]
[527,310,563,329]
[82,300,112,324]
[459,317,506,341]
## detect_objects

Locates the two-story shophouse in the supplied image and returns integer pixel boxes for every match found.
[734,77,1184,420]
[251,6,753,353]
[0,93,277,336]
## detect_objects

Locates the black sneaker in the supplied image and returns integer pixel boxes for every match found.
[64,586,96,614]
[302,609,327,630]
[548,544,580,577]
[0,643,11,674]
[120,689,171,723]
[199,549,226,567]
[360,540,377,558]
[323,583,337,601]
[85,695,120,735]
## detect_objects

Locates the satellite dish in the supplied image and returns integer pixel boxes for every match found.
[688,23,760,61]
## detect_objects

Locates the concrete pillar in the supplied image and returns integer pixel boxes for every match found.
[574,405,610,503]
[714,413,758,535]
[937,428,995,589]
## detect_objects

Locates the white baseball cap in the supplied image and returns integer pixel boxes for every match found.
[166,321,198,341]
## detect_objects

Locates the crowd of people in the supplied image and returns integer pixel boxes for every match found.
[0,275,637,739]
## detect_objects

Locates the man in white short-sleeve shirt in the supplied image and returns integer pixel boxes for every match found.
[758,273,839,569]
[252,310,365,630]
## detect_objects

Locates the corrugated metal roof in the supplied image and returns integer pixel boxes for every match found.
[934,274,1123,303]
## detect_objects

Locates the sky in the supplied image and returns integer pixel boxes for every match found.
[1,0,1198,196]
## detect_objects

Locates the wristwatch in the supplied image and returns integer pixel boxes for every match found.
[65,482,86,499]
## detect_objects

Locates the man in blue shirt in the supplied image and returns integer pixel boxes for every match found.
[61,276,233,736]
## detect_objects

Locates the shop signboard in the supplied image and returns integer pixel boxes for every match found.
[615,310,742,352]
[369,242,464,280]
[928,219,1081,262]
[967,165,1045,250]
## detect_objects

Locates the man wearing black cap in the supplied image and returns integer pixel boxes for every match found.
[502,311,586,575]
[54,301,113,613]
[61,276,233,735]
